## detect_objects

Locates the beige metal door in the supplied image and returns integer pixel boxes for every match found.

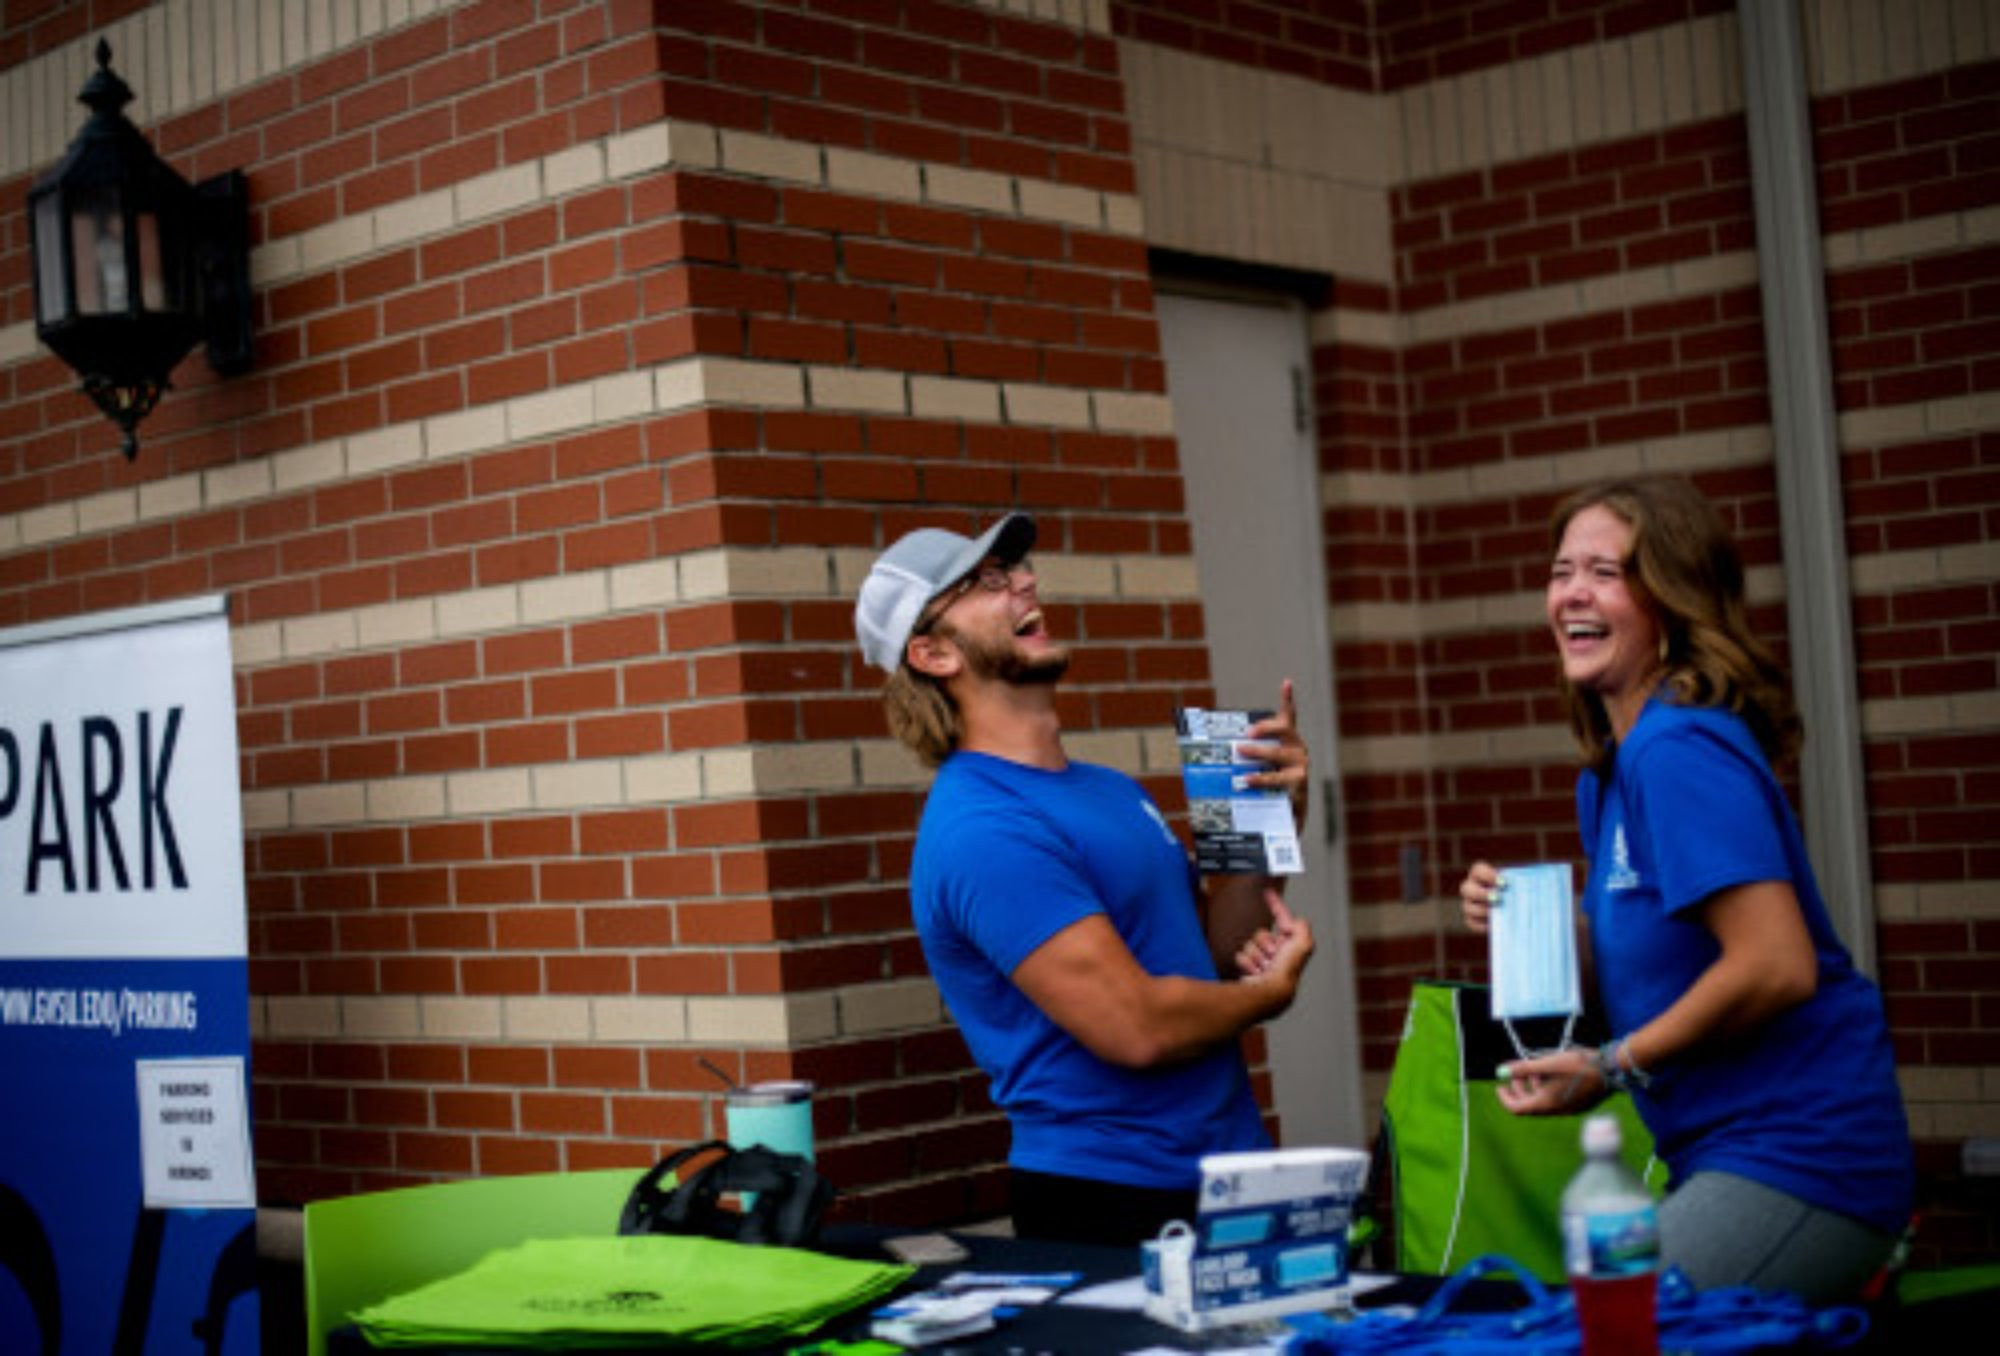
[1156,288,1364,1149]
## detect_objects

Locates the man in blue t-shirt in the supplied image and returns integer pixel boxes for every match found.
[854,512,1317,1245]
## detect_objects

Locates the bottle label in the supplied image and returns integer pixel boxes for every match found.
[1564,1206,1659,1279]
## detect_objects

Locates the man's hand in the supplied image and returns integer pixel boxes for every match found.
[1233,891,1314,1001]
[1240,678,1310,831]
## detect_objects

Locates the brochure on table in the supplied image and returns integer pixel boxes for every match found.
[0,596,260,1354]
[1173,708,1303,876]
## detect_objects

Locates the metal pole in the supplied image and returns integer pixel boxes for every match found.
[1736,0,1877,974]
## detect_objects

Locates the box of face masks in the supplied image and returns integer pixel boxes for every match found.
[1142,1146,1369,1332]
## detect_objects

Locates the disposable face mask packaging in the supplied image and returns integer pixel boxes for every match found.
[1142,1147,1369,1333]
[1488,863,1581,1021]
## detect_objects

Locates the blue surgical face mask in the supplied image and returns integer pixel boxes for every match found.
[1489,862,1581,1022]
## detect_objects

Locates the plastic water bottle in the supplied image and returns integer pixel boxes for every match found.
[1561,1114,1660,1356]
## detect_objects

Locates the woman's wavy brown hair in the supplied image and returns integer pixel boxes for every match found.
[1551,475,1802,773]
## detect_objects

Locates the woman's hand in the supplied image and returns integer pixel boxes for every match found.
[1494,1047,1607,1116]
[1460,861,1503,934]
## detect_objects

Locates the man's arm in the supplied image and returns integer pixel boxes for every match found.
[1011,892,1314,1069]
[1204,874,1282,971]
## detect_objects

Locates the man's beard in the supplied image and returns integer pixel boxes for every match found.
[939,621,1070,686]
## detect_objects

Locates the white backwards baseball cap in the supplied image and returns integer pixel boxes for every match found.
[854,512,1037,673]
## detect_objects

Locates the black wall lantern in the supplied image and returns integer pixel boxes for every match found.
[28,39,252,460]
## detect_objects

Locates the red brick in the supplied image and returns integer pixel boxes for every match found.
[550,520,643,572]
[484,630,566,676]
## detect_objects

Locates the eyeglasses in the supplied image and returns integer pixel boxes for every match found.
[914,557,1034,634]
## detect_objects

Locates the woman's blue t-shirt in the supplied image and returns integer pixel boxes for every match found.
[909,752,1269,1190]
[1579,699,1913,1235]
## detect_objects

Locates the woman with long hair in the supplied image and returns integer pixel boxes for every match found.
[1459,475,1912,1302]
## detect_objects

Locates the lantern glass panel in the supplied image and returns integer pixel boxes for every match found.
[71,184,127,314]
[34,193,65,325]
[135,211,168,311]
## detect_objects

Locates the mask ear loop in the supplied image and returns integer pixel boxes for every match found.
[1501,1011,1578,1065]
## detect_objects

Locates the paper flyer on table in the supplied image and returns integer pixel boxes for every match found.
[1174,707,1303,876]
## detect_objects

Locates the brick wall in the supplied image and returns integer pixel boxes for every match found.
[1816,59,2000,1246]
[1,0,1229,1223]
[1307,3,1999,1263]
[1115,0,2000,1268]
[1113,0,1374,90]
[1112,0,1734,93]
[3,0,1994,1259]
[1374,0,1734,90]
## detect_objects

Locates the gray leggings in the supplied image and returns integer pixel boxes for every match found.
[1658,1170,1900,1304]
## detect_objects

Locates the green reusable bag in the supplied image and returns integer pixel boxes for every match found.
[352,1234,913,1349]
[1379,981,1663,1283]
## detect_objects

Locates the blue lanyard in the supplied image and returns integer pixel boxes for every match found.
[1284,1255,1870,1354]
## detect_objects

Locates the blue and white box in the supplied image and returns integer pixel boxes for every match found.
[1143,1146,1370,1332]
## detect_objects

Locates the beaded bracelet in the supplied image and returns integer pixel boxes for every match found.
[1596,1037,1655,1093]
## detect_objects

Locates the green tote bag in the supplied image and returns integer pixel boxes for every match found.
[1378,981,1663,1283]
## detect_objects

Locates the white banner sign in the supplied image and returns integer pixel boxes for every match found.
[0,598,246,959]
[1,595,260,1355]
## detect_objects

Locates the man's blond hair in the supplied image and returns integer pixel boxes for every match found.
[883,663,961,767]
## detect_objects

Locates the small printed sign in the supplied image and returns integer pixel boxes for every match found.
[136,1055,255,1209]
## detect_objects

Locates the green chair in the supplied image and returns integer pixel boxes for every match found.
[1898,1261,2000,1306]
[1872,1261,2000,1346]
[301,1168,643,1356]
[1371,981,1664,1283]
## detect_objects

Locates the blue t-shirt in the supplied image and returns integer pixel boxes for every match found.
[1578,699,1913,1235]
[909,752,1270,1190]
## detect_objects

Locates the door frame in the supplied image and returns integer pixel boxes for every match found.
[1154,281,1366,1150]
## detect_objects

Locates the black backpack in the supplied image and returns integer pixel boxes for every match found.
[618,1140,835,1249]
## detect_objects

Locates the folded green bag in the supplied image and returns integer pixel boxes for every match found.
[353,1235,914,1349]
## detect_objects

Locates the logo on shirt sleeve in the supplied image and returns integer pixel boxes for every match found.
[1139,799,1181,848]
